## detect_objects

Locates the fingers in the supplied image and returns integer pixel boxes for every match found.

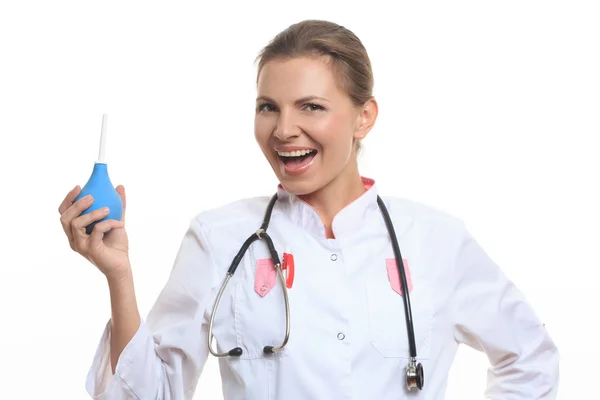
[71,207,111,248]
[60,184,127,252]
[60,193,94,247]
[58,185,81,215]
[88,219,125,250]
[115,185,126,222]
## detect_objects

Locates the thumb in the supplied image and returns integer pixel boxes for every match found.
[116,185,127,222]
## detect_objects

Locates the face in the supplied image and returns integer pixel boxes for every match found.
[254,56,376,195]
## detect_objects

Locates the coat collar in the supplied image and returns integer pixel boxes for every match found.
[275,177,381,239]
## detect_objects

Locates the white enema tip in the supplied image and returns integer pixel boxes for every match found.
[97,114,108,163]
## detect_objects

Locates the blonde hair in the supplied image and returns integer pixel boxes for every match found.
[255,20,374,153]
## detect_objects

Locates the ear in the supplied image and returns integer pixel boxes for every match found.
[353,97,378,140]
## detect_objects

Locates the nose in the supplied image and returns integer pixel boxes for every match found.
[274,109,300,141]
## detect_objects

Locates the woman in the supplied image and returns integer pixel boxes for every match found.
[58,20,559,399]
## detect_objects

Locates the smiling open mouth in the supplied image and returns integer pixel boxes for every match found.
[277,149,317,170]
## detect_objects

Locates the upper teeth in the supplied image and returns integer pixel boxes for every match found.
[277,149,314,157]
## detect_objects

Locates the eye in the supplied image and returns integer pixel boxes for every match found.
[257,103,278,113]
[303,103,325,112]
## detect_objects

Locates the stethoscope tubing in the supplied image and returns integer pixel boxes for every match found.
[207,193,422,390]
[376,196,417,358]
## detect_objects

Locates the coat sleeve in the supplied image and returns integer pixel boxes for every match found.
[451,224,559,399]
[85,217,219,399]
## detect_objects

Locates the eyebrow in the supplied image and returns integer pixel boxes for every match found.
[256,95,330,105]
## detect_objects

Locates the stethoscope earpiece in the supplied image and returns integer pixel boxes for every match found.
[229,347,243,357]
[406,358,424,390]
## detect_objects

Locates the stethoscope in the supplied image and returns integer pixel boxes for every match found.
[207,193,425,391]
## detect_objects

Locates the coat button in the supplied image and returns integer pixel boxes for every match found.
[337,332,345,340]
[330,254,338,261]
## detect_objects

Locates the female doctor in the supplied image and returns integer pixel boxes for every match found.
[58,20,559,399]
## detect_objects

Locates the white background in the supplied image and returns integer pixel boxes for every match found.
[1,1,598,398]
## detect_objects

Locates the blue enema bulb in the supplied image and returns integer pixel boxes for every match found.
[73,114,123,235]
[74,162,123,235]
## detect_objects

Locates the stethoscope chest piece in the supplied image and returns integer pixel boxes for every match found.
[406,357,424,390]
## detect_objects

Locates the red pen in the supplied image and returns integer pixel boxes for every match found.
[282,252,295,288]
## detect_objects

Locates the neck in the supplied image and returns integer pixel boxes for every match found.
[298,163,366,238]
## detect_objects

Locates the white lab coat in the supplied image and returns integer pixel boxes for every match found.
[85,178,559,399]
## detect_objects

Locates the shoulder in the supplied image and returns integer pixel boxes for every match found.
[379,195,466,234]
[190,195,274,234]
[380,196,469,277]
[181,196,277,272]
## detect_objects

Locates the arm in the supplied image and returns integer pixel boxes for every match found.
[106,270,141,374]
[451,225,559,399]
[86,218,218,399]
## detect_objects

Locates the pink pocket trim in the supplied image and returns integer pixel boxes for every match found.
[255,258,277,297]
[385,258,413,296]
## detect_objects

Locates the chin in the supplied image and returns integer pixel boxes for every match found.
[277,175,324,197]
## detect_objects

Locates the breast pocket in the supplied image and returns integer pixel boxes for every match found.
[233,256,290,360]
[365,258,433,360]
